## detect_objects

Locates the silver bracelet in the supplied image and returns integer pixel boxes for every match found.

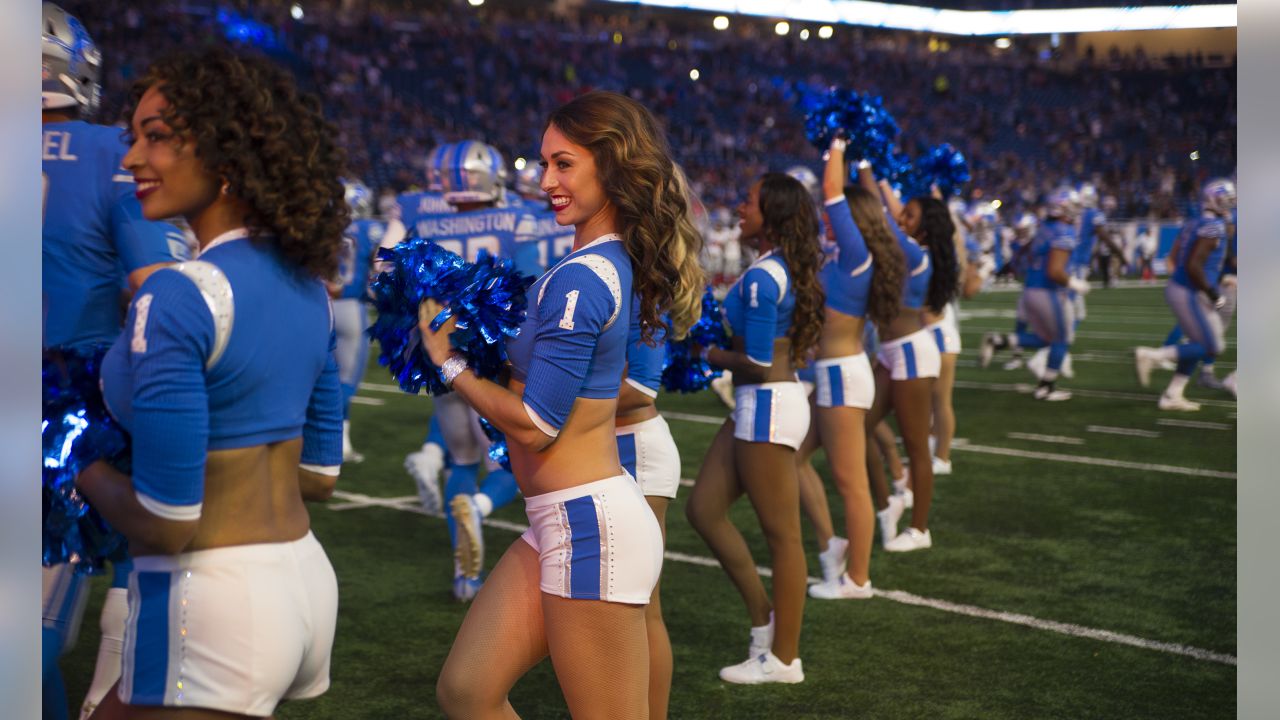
[439,354,470,388]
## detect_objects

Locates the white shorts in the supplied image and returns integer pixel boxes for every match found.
[931,303,962,354]
[732,380,811,450]
[520,474,663,604]
[813,353,875,409]
[876,327,943,380]
[616,415,681,499]
[118,532,338,716]
[42,564,90,653]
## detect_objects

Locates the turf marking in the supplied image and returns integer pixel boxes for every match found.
[1007,432,1085,445]
[350,396,386,406]
[1086,425,1161,438]
[955,443,1235,479]
[328,489,1236,667]
[1156,418,1232,431]
[661,410,726,426]
[952,379,1238,409]
[360,381,408,394]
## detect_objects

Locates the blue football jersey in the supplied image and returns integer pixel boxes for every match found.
[394,190,455,220]
[1171,211,1229,289]
[408,207,542,278]
[42,121,188,349]
[530,207,577,275]
[337,218,385,300]
[1023,220,1077,290]
[1071,207,1106,270]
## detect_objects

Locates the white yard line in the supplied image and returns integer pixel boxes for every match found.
[954,443,1235,480]
[660,410,726,426]
[1157,418,1233,431]
[359,381,407,394]
[1086,425,1161,439]
[350,396,386,406]
[328,489,1236,667]
[952,379,1237,409]
[1007,432,1085,446]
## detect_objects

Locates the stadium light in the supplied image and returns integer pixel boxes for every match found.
[775,21,790,35]
[290,3,303,20]
[800,28,810,40]
[994,37,1011,49]
[467,0,483,6]
[1190,150,1201,161]
[818,25,834,39]
[600,1,1236,36]
[690,68,701,80]
[713,15,730,30]
[514,157,527,171]
[991,199,1002,209]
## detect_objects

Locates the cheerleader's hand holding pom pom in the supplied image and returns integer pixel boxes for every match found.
[419,298,458,366]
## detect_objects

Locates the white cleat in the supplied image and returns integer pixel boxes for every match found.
[1222,372,1237,398]
[719,652,805,685]
[711,372,737,409]
[405,444,445,513]
[817,536,848,584]
[450,494,486,579]
[979,332,999,368]
[1061,352,1075,379]
[1033,385,1072,402]
[877,495,905,547]
[884,527,933,553]
[1133,347,1157,388]
[1157,394,1201,412]
[1002,357,1025,371]
[342,420,365,464]
[808,573,873,600]
[1027,348,1047,380]
[932,456,952,476]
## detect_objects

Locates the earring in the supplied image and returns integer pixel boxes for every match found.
[221,181,231,196]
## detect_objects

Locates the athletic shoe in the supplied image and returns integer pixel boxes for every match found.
[932,456,952,476]
[1032,385,1072,401]
[1026,347,1047,380]
[892,475,914,509]
[719,652,805,685]
[877,495,905,547]
[1157,394,1201,412]
[711,372,736,409]
[342,420,365,464]
[979,332,999,368]
[748,614,774,660]
[1157,358,1178,371]
[1001,357,1025,371]
[452,574,483,602]
[1222,372,1237,398]
[884,527,933,553]
[405,444,445,514]
[808,573,873,600]
[817,536,848,584]
[1133,347,1157,388]
[451,494,485,579]
[1197,372,1226,390]
[1062,352,1075,379]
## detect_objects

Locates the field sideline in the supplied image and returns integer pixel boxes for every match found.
[61,285,1236,719]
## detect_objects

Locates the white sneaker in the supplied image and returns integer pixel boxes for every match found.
[892,475,913,509]
[405,444,445,513]
[1061,352,1075,379]
[1222,372,1237,398]
[877,495,905,547]
[719,652,805,685]
[1134,347,1157,388]
[748,614,774,660]
[979,332,999,368]
[1027,347,1047,380]
[711,372,736,409]
[884,527,933,553]
[1032,385,1072,401]
[342,420,365,464]
[450,494,485,579]
[808,573,873,600]
[1157,394,1201,412]
[817,537,848,584]
[932,456,952,476]
[1001,356,1025,371]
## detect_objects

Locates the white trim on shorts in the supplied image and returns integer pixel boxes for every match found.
[615,415,681,499]
[520,474,663,604]
[876,327,943,380]
[731,380,811,450]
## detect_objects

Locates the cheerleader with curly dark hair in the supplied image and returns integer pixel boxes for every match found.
[76,48,348,718]
[686,173,825,684]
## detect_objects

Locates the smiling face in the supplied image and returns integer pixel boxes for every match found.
[898,198,924,241]
[539,123,616,241]
[121,85,220,222]
[736,180,764,248]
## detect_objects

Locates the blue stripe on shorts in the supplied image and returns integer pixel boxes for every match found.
[616,433,638,481]
[933,327,945,353]
[903,342,918,379]
[132,571,171,704]
[753,388,774,442]
[564,497,601,600]
[826,365,844,406]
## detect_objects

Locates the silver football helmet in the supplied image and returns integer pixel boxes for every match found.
[42,2,101,116]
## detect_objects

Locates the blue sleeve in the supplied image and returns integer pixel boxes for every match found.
[125,271,212,520]
[894,220,927,273]
[522,263,619,434]
[823,197,870,273]
[741,266,780,366]
[301,322,343,467]
[625,311,665,397]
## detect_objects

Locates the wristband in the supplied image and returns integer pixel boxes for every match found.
[440,354,470,388]
[829,137,847,153]
[855,159,871,171]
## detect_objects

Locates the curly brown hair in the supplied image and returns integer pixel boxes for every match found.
[123,48,348,278]
[546,91,704,343]
[758,173,824,365]
[843,186,905,327]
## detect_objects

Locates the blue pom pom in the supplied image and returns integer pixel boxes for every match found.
[42,348,130,574]
[368,234,535,395]
[795,84,902,183]
[912,143,971,198]
[661,287,730,393]
[476,417,512,472]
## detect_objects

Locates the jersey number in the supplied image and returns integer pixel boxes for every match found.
[559,290,579,330]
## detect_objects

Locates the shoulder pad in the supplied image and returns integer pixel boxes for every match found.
[538,253,623,330]
[169,261,234,369]
[755,256,789,301]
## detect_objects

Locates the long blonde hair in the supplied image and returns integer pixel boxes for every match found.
[546,91,704,341]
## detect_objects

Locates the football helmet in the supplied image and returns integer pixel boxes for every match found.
[42,2,101,115]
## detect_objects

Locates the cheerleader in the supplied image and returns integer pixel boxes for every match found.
[804,138,906,599]
[76,49,346,717]
[686,173,825,684]
[425,92,703,719]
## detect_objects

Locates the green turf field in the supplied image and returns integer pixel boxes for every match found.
[61,284,1236,719]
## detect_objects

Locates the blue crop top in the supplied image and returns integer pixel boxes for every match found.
[722,251,794,366]
[101,229,343,521]
[894,218,931,310]
[820,196,874,318]
[624,300,666,398]
[506,234,633,437]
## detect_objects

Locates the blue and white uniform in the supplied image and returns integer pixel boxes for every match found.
[531,207,577,273]
[876,221,942,381]
[814,196,875,409]
[333,218,384,417]
[616,305,680,499]
[1166,211,1229,360]
[100,229,341,715]
[1071,206,1106,319]
[510,235,663,604]
[722,250,811,449]
[1016,219,1078,372]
